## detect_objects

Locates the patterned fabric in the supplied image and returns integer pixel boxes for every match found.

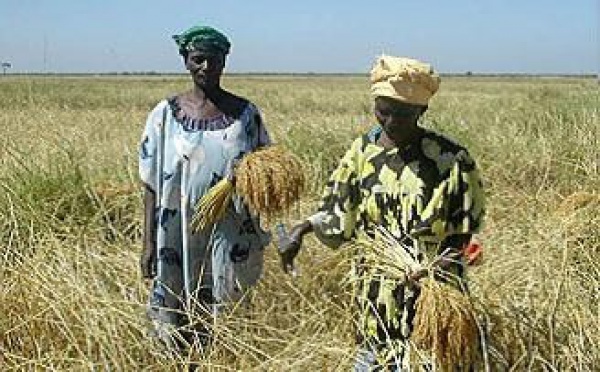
[139,98,271,333]
[311,126,485,368]
[173,25,231,55]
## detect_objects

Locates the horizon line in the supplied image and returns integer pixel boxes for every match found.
[1,71,598,78]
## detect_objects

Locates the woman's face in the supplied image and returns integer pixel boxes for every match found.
[185,50,225,89]
[374,97,424,141]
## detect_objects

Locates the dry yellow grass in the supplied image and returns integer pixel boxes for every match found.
[554,191,600,216]
[0,75,598,370]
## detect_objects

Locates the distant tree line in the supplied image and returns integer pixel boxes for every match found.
[0,68,596,79]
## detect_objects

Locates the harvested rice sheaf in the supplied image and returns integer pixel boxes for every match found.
[354,229,480,370]
[191,146,305,232]
[412,278,479,370]
[235,145,305,217]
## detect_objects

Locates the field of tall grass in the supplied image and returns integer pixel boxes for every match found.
[1,75,598,371]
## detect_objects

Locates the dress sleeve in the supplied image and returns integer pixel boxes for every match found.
[443,150,486,237]
[310,138,363,248]
[248,105,271,149]
[138,102,166,191]
[419,149,486,242]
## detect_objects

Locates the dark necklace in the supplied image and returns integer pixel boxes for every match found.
[168,96,235,132]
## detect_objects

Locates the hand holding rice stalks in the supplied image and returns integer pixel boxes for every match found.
[191,145,305,232]
[354,227,480,370]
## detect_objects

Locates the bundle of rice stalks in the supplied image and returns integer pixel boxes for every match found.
[412,278,479,370]
[191,146,305,232]
[353,228,480,370]
[235,145,305,217]
[191,178,234,232]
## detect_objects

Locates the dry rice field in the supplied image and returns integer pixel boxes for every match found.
[0,75,598,370]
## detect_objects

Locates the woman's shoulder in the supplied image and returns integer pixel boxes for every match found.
[222,91,256,119]
[142,99,171,133]
[420,128,478,172]
[421,128,470,156]
[147,99,171,117]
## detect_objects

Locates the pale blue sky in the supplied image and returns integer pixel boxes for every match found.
[0,0,598,74]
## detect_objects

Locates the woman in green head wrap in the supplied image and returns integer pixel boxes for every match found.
[138,24,271,351]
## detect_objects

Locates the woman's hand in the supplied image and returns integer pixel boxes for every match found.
[278,220,312,274]
[279,238,301,274]
[142,186,157,279]
[140,243,156,279]
[407,268,428,283]
[404,247,463,287]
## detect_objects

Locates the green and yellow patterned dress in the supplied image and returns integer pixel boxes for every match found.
[309,127,485,369]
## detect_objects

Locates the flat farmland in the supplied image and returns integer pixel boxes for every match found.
[1,75,598,370]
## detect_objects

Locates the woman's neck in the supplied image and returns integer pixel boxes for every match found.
[378,125,424,151]
[192,85,224,103]
[186,85,247,119]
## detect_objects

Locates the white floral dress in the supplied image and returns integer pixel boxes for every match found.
[139,97,271,331]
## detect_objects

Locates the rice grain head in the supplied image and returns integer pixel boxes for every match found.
[235,145,305,218]
[191,178,234,233]
[411,278,480,370]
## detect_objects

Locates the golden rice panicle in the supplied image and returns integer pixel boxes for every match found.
[411,278,480,370]
[235,145,305,217]
[191,178,234,232]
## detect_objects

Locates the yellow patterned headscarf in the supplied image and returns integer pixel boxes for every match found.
[370,55,440,106]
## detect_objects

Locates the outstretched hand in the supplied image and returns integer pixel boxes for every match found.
[279,239,300,274]
[278,221,310,274]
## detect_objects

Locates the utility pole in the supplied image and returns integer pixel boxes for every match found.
[43,35,48,73]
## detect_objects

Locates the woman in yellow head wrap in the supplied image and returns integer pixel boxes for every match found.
[280,55,486,370]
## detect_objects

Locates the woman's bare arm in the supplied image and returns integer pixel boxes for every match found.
[141,185,157,278]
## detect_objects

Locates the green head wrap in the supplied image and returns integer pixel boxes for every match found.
[173,25,231,56]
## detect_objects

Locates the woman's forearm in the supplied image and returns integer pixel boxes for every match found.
[293,219,313,238]
[143,185,156,252]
